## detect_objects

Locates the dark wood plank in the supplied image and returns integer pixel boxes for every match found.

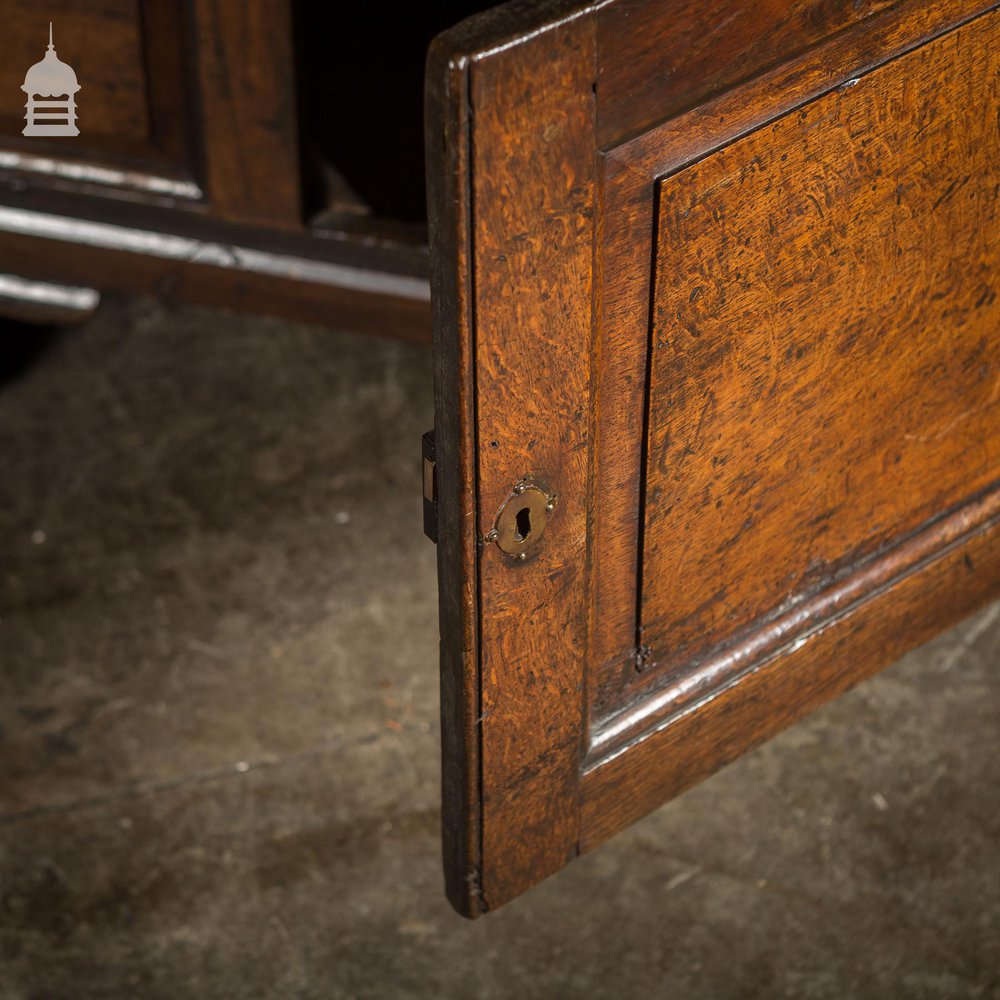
[192,0,301,227]
[425,30,482,916]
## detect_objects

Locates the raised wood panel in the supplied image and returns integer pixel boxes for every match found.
[0,1,299,221]
[0,0,199,201]
[588,0,999,712]
[638,18,1000,681]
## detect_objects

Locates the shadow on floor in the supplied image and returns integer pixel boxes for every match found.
[0,299,997,999]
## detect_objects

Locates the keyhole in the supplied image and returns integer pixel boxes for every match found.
[514,506,532,542]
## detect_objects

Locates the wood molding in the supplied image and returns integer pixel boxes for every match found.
[581,509,1000,849]
[425,32,483,916]
[588,486,1000,768]
[0,272,99,325]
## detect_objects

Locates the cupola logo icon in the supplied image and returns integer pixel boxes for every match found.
[21,23,80,136]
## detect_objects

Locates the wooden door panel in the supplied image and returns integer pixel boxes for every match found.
[427,0,1000,916]
[639,23,1000,685]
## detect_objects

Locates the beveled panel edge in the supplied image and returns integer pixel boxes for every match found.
[586,484,1000,771]
[579,508,1000,850]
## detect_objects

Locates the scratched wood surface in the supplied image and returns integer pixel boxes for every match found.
[587,0,999,712]
[426,0,601,917]
[469,11,595,915]
[430,0,1000,916]
[638,15,1000,680]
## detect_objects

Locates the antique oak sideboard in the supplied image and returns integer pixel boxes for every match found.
[1,1,998,918]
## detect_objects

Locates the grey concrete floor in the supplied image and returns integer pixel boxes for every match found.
[0,299,997,1000]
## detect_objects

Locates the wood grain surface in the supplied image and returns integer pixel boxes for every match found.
[0,0,195,186]
[469,10,596,915]
[430,0,1000,915]
[192,0,301,227]
[639,15,1000,680]
[595,0,903,146]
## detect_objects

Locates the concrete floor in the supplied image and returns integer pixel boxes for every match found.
[0,299,997,999]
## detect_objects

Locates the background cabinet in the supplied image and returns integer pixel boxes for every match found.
[0,2,492,340]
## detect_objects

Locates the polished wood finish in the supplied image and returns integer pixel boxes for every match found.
[639,21,1000,691]
[468,12,595,915]
[428,0,1000,916]
[589,0,1000,707]
[427,0,604,917]
[594,0,902,146]
[583,499,1000,849]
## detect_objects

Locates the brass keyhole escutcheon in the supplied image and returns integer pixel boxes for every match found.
[489,480,557,558]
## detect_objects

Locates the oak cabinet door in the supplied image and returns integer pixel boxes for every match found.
[426,0,1000,916]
